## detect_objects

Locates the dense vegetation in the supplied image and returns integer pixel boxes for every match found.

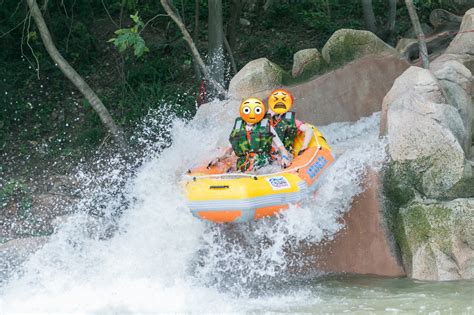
[0,0,464,174]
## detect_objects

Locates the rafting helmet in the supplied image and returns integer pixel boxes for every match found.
[239,97,266,124]
[268,89,294,115]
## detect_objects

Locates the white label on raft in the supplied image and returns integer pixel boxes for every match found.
[266,176,291,190]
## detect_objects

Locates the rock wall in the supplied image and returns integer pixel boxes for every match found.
[383,8,474,281]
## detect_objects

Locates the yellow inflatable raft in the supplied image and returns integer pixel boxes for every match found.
[184,124,334,223]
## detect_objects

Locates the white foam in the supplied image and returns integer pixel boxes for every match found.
[0,104,387,312]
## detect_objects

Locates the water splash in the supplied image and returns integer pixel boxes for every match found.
[0,103,387,312]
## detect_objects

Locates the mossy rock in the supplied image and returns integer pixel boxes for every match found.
[229,58,292,99]
[291,48,327,82]
[393,198,474,279]
[383,161,418,208]
[444,175,474,198]
[322,29,399,68]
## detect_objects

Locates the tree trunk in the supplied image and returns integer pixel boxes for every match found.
[405,0,429,68]
[192,0,201,80]
[387,0,396,34]
[194,0,199,42]
[26,0,126,148]
[325,0,331,19]
[361,0,377,34]
[226,0,241,50]
[160,0,226,96]
[208,0,225,97]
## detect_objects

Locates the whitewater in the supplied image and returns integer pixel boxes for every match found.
[0,100,471,313]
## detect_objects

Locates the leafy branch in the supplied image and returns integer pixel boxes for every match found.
[108,12,149,58]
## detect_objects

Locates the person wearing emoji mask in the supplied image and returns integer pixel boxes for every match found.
[227,97,292,172]
[267,89,313,156]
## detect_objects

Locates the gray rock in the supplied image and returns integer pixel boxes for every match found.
[291,48,323,79]
[398,198,474,280]
[380,66,446,135]
[228,58,288,100]
[395,38,418,59]
[432,59,472,91]
[321,29,399,67]
[430,9,462,31]
[387,96,465,198]
[445,8,474,57]
[432,59,473,156]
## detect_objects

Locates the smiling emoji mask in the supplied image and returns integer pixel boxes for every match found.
[240,98,266,124]
[268,89,294,114]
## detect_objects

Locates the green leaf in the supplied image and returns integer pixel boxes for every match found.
[131,11,140,24]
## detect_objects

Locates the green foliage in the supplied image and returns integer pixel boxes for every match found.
[109,12,149,58]
[0,179,32,218]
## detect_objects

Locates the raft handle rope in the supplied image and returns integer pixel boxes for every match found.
[184,130,322,180]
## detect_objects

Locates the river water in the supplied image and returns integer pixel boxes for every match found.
[0,103,472,313]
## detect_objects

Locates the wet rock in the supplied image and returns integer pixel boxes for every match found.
[290,55,409,125]
[291,48,324,79]
[228,58,289,99]
[380,66,446,135]
[387,96,465,198]
[321,29,399,67]
[309,169,406,277]
[397,199,474,280]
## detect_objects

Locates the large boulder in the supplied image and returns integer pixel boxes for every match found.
[445,8,474,59]
[291,48,324,79]
[228,58,289,99]
[321,29,399,67]
[431,59,473,155]
[387,96,466,199]
[430,9,463,31]
[380,66,446,135]
[396,199,474,280]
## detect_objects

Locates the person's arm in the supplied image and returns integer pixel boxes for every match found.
[208,146,233,167]
[298,123,314,154]
[270,126,292,167]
